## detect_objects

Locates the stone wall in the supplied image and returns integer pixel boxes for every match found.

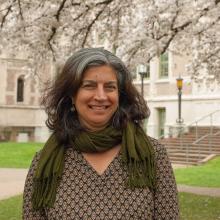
[0,57,51,142]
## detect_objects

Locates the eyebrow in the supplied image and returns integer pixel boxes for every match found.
[82,80,118,84]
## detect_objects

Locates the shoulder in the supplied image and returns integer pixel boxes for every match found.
[147,136,172,166]
[147,136,175,177]
[30,147,78,168]
[147,136,167,156]
[30,150,42,167]
[26,150,43,178]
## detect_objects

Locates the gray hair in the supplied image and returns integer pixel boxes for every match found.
[63,48,130,91]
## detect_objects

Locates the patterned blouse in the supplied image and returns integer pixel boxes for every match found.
[23,137,179,219]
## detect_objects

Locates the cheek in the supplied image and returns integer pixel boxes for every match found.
[112,93,119,107]
[74,91,89,105]
[116,91,119,103]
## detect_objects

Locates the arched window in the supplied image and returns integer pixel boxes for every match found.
[17,76,24,102]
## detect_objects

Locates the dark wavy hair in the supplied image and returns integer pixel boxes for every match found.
[41,48,150,146]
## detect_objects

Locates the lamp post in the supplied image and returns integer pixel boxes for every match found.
[138,64,147,96]
[176,76,184,124]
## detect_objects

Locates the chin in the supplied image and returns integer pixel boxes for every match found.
[89,119,111,127]
[91,120,109,127]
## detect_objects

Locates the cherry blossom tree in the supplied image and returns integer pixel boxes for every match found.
[0,0,220,81]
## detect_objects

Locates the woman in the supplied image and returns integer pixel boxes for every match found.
[23,48,179,219]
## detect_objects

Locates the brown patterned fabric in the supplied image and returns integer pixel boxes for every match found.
[23,137,179,220]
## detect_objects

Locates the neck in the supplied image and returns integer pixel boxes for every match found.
[80,121,110,132]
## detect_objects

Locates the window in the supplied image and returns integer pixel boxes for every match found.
[159,52,168,78]
[17,76,24,102]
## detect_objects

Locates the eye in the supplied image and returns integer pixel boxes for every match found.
[81,83,96,89]
[108,85,116,89]
[105,85,117,91]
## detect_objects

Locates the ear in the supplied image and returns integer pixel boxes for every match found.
[71,97,75,104]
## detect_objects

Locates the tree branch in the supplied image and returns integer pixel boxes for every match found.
[196,15,220,36]
[72,5,90,21]
[95,0,114,6]
[55,0,68,21]
[81,1,113,47]
[47,26,56,60]
[126,40,144,63]
[17,0,24,20]
[47,0,68,57]
[112,8,121,53]
[0,1,16,29]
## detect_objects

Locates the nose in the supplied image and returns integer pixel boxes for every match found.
[94,85,107,101]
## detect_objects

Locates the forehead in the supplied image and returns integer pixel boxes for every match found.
[82,65,117,82]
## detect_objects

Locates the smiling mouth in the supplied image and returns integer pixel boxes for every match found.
[89,105,109,110]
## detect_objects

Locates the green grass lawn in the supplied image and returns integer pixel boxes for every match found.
[0,142,43,168]
[0,193,220,220]
[179,192,220,220]
[174,156,220,187]
[0,195,22,220]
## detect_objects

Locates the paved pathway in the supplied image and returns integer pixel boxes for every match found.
[0,168,28,200]
[0,168,220,200]
[177,184,220,197]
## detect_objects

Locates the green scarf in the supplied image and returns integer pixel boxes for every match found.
[32,121,155,210]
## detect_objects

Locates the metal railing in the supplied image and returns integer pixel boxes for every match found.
[192,130,220,157]
[160,109,220,140]
[159,109,220,164]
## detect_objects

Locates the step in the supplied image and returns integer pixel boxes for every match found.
[161,139,220,145]
[167,149,220,154]
[161,140,196,144]
[166,147,220,153]
[197,140,220,144]
[171,160,198,166]
[166,131,220,139]
[189,126,220,131]
[164,144,220,149]
[169,156,200,162]
[194,144,220,148]
[161,142,194,146]
[167,147,220,152]
[161,137,196,141]
[169,156,203,163]
[169,158,199,165]
[165,145,220,150]
[168,152,208,158]
[161,129,220,166]
[189,128,220,132]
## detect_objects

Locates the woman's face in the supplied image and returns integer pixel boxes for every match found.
[74,65,119,131]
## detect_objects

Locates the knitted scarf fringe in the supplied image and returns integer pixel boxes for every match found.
[32,175,59,209]
[126,159,155,189]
